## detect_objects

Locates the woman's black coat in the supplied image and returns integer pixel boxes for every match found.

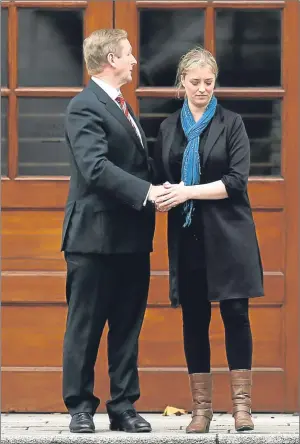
[154,104,264,307]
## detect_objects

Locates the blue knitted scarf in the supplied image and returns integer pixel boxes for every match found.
[181,95,217,227]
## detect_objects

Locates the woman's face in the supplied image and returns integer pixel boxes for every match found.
[181,64,216,109]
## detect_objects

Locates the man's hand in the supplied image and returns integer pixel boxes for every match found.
[155,181,190,212]
[147,185,172,203]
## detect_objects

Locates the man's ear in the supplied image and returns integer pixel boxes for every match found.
[107,53,115,67]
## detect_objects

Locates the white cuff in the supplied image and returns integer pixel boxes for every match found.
[143,185,152,206]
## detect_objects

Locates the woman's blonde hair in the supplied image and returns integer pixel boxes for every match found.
[175,47,218,96]
[83,29,127,76]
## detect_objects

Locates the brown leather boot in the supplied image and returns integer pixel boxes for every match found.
[186,373,213,433]
[230,370,254,431]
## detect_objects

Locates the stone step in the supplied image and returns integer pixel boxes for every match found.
[1,413,299,444]
[1,433,299,444]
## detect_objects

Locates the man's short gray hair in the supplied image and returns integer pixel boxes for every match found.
[83,29,128,75]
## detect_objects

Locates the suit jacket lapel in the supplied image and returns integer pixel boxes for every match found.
[105,100,145,152]
[127,103,148,155]
[87,80,145,155]
[202,106,225,167]
[162,112,181,183]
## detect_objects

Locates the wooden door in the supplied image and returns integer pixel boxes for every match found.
[2,0,299,413]
[114,0,299,412]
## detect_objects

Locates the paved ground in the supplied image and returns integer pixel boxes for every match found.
[1,413,299,444]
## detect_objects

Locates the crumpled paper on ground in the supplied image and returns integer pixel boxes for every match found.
[163,406,187,416]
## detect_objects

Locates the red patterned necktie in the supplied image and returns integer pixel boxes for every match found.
[116,93,130,118]
[115,93,140,138]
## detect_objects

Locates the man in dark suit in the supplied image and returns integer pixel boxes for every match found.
[61,29,170,434]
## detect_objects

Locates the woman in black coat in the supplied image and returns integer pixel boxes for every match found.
[154,47,264,434]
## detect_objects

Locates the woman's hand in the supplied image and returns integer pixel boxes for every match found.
[155,182,190,212]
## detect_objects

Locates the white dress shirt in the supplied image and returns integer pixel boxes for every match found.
[91,77,151,204]
[91,77,143,146]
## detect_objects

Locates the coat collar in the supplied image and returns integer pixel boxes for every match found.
[87,80,145,155]
[162,105,225,182]
[202,104,225,166]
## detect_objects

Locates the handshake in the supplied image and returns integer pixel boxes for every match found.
[147,182,188,212]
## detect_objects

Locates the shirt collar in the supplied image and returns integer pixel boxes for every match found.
[91,77,120,101]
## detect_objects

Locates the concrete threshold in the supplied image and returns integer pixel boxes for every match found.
[1,413,299,444]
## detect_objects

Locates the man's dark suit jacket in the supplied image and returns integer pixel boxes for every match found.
[61,79,155,254]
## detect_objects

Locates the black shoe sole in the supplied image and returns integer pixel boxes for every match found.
[110,424,152,433]
[70,428,95,433]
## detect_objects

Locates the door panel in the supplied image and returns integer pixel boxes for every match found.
[2,304,285,411]
[1,304,284,368]
[1,208,286,273]
[1,367,286,413]
[2,271,284,306]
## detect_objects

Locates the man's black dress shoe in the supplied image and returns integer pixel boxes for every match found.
[110,410,152,433]
[69,412,95,433]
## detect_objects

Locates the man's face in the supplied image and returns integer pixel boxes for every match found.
[113,39,137,86]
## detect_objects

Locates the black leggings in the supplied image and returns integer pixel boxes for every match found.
[179,267,253,374]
